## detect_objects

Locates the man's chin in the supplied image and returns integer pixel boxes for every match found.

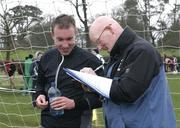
[60,51,71,56]
[61,53,70,56]
[58,48,74,56]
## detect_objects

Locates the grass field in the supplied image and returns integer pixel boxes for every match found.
[0,73,179,128]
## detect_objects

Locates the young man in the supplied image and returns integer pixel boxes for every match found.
[35,14,103,128]
[81,16,176,128]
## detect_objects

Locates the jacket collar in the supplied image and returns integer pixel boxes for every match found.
[110,26,137,57]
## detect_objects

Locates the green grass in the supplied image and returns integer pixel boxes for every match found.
[167,74,180,127]
[0,74,41,127]
[0,49,47,60]
[1,48,179,61]
[158,48,180,57]
[0,92,40,127]
[100,48,180,58]
[0,73,180,128]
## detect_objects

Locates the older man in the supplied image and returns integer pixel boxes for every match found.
[81,16,176,128]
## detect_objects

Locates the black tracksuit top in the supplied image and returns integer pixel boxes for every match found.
[36,46,103,128]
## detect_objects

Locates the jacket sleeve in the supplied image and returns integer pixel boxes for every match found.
[110,48,161,104]
[74,58,103,110]
[73,91,102,110]
[36,60,47,97]
[83,59,104,109]
[72,76,103,110]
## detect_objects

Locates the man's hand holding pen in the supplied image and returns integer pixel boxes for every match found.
[80,64,104,75]
[80,65,104,92]
[80,67,96,75]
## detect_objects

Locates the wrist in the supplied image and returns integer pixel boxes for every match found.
[71,99,75,109]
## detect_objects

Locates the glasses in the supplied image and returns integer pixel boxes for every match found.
[95,24,112,44]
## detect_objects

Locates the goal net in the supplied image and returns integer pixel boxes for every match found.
[0,0,179,127]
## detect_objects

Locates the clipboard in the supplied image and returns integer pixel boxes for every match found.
[63,68,112,98]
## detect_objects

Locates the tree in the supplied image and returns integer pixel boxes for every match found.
[162,20,180,47]
[28,15,54,48]
[139,0,169,45]
[0,1,15,60]
[9,5,43,46]
[124,0,144,37]
[111,6,126,27]
[0,2,43,60]
[64,0,91,48]
[161,3,180,47]
[112,0,170,46]
[111,0,144,38]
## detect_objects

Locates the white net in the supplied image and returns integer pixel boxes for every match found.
[0,0,180,127]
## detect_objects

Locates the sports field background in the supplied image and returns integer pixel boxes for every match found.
[0,73,179,128]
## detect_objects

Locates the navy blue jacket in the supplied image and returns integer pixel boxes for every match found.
[104,27,176,128]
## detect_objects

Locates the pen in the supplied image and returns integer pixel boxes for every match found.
[94,65,104,72]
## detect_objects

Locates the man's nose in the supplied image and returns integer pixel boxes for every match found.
[62,42,70,48]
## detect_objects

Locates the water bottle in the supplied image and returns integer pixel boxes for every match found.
[48,82,64,116]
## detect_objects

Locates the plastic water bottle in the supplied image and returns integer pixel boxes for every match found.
[48,82,64,116]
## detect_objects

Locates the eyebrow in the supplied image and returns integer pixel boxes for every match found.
[56,36,74,41]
